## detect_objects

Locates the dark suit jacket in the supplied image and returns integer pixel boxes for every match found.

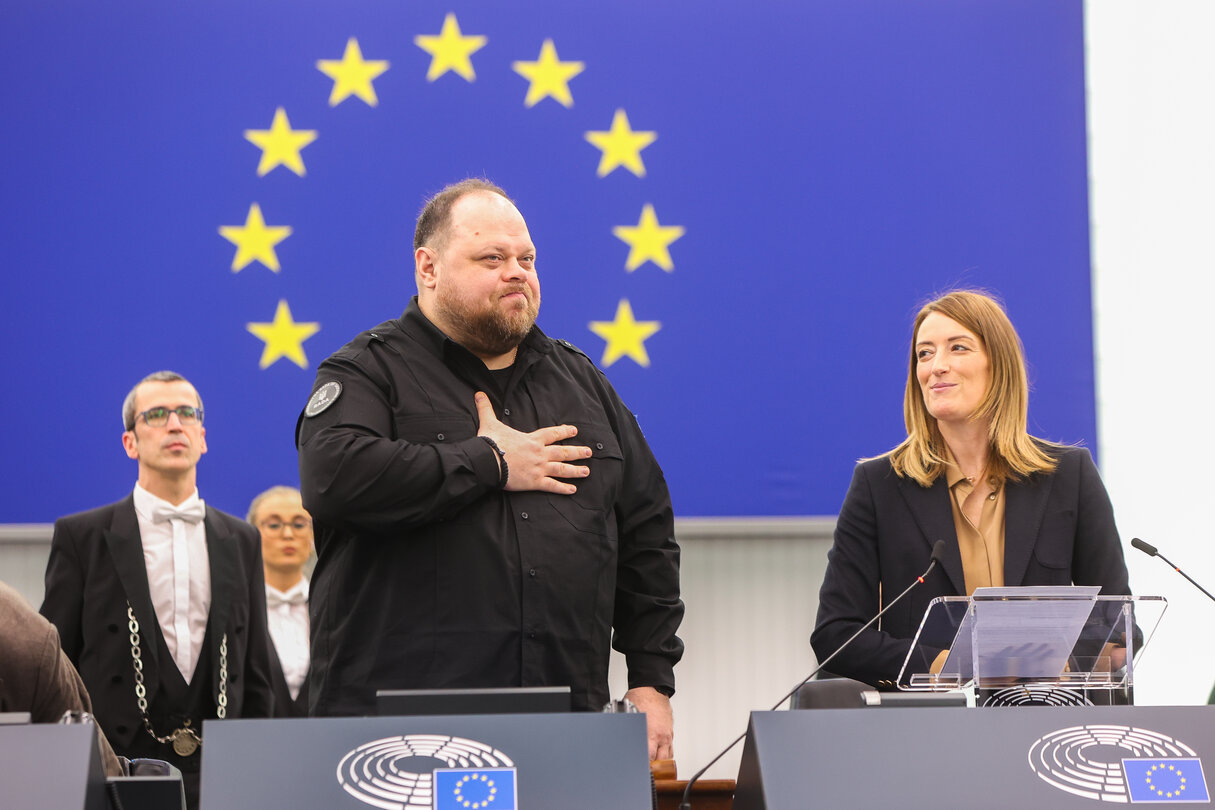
[811,445,1132,689]
[39,496,275,750]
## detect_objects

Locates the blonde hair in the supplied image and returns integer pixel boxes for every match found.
[246,485,303,524]
[887,290,1058,487]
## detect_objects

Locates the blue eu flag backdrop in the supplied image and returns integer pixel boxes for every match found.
[0,0,1096,522]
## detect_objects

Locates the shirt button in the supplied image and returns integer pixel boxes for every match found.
[596,442,604,450]
[528,632,537,639]
[503,408,511,416]
[112,674,123,684]
[108,624,119,633]
[521,512,528,519]
[436,433,445,441]
[529,568,537,577]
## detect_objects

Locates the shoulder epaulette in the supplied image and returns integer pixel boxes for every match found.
[333,324,392,359]
[553,338,591,361]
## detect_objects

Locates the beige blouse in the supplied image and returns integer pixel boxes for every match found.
[943,449,1006,594]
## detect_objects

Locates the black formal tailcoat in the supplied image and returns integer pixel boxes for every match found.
[40,496,275,750]
[811,445,1132,688]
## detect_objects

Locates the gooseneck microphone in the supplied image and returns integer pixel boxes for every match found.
[1131,537,1215,603]
[677,539,947,810]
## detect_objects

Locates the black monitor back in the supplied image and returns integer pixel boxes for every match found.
[376,686,571,716]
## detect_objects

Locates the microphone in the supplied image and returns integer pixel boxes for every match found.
[928,537,947,567]
[1130,537,1157,556]
[1130,537,1215,603]
[677,539,946,809]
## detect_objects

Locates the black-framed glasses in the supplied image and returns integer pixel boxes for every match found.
[260,519,312,534]
[134,405,203,428]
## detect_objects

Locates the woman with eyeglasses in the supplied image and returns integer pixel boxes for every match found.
[248,486,314,717]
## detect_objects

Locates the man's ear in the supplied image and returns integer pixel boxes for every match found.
[415,246,439,290]
[122,429,139,460]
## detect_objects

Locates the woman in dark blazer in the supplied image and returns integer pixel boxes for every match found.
[811,290,1132,689]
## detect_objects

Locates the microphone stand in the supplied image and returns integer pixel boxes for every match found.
[676,540,945,810]
[1131,537,1215,602]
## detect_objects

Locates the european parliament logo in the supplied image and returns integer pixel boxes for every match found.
[1123,759,1210,804]
[434,767,518,810]
[336,734,516,808]
[1028,725,1210,804]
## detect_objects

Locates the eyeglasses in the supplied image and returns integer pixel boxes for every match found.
[260,519,312,534]
[133,405,203,428]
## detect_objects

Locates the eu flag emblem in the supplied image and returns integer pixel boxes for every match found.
[433,767,518,810]
[1122,758,1210,803]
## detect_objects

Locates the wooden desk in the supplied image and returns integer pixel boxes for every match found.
[651,759,734,810]
[656,778,735,810]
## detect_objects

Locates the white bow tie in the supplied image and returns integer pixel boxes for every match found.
[267,590,307,608]
[150,501,205,525]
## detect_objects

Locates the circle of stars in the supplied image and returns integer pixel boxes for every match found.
[452,772,499,808]
[220,13,685,370]
[1144,762,1190,799]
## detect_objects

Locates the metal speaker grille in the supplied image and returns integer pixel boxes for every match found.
[981,686,1093,707]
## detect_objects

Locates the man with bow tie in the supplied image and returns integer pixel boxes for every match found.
[40,370,274,810]
[247,485,312,717]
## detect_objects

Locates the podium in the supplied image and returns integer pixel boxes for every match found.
[899,590,1165,705]
[737,589,1186,809]
[736,705,1215,809]
[201,713,651,809]
[0,723,105,810]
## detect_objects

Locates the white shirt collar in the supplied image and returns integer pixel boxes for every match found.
[266,578,310,601]
[133,482,204,520]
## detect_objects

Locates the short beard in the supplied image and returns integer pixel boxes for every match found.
[437,286,539,358]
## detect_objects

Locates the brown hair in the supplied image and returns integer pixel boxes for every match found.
[413,178,513,252]
[887,289,1058,486]
[121,371,202,431]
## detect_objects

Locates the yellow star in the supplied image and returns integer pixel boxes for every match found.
[246,300,320,369]
[218,203,292,272]
[588,299,661,368]
[243,108,317,177]
[511,39,584,108]
[612,204,685,272]
[584,109,657,178]
[317,38,390,107]
[414,13,487,82]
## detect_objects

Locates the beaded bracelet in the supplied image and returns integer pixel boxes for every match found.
[481,436,509,489]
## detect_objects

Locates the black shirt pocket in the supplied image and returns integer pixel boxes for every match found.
[550,423,624,534]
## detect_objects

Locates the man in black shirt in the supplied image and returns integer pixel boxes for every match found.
[296,178,684,759]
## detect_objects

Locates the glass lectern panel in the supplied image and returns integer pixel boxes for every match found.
[898,588,1165,693]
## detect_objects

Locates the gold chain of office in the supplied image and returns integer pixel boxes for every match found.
[126,602,227,757]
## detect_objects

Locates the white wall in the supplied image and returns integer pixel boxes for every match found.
[1087,0,1215,706]
[608,520,832,781]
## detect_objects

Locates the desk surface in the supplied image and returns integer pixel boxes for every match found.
[737,705,1215,810]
